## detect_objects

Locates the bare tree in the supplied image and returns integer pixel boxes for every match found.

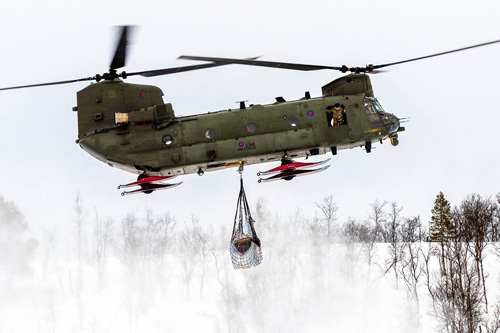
[429,238,483,333]
[140,209,176,287]
[398,216,425,325]
[91,209,113,292]
[485,194,500,242]
[494,194,500,266]
[455,194,496,313]
[192,218,213,297]
[114,212,142,267]
[368,199,388,242]
[177,216,202,298]
[422,242,439,300]
[314,195,338,240]
[254,196,271,234]
[485,299,500,333]
[218,266,246,333]
[209,225,229,287]
[71,193,88,332]
[385,202,403,283]
[341,218,377,280]
[150,211,176,292]
[346,218,378,262]
[72,193,87,294]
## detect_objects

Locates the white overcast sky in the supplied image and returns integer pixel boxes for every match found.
[0,0,499,230]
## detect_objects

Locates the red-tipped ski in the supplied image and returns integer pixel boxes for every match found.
[257,158,330,176]
[121,182,183,196]
[258,165,330,183]
[117,175,177,189]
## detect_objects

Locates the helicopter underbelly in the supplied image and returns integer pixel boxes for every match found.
[82,132,376,177]
[154,140,369,177]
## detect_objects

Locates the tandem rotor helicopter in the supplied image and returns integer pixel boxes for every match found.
[1,26,499,195]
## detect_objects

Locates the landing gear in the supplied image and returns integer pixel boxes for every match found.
[197,168,205,176]
[118,173,182,196]
[280,156,295,181]
[365,141,372,153]
[137,173,153,194]
[330,146,337,156]
[257,154,331,183]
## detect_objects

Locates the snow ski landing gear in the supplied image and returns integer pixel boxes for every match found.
[257,156,331,183]
[230,163,263,269]
[118,174,182,196]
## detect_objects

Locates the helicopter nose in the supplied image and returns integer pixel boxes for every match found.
[381,112,400,134]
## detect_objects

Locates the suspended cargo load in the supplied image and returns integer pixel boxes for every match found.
[230,176,262,269]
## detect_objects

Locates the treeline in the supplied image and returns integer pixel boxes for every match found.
[328,192,500,333]
[1,192,500,332]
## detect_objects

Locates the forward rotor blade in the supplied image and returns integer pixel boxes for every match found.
[109,25,134,70]
[372,39,500,70]
[181,39,500,74]
[128,56,262,77]
[0,76,95,91]
[178,55,344,72]
[128,62,231,77]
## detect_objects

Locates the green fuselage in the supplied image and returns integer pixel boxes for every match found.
[76,74,400,176]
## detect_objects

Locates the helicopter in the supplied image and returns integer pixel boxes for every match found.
[1,26,499,195]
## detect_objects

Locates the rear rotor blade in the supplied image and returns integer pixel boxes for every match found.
[109,25,134,70]
[0,76,96,91]
[0,62,236,91]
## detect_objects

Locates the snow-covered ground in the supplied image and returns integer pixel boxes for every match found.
[1,201,499,333]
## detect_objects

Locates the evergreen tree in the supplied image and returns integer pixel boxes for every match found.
[429,191,454,242]
[429,192,454,278]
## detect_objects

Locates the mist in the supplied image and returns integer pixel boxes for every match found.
[2,193,500,332]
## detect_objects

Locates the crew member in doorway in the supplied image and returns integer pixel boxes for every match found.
[333,104,347,126]
[326,104,347,126]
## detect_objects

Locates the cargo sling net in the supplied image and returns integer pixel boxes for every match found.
[230,177,263,269]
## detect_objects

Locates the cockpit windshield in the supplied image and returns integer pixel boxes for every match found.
[373,100,385,113]
[363,97,383,127]
[364,97,399,134]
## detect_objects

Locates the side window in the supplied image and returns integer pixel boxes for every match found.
[246,122,258,133]
[204,128,215,139]
[325,104,347,127]
[288,116,300,127]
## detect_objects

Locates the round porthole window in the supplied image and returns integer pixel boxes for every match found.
[162,134,173,145]
[288,116,299,127]
[246,122,258,133]
[204,128,215,139]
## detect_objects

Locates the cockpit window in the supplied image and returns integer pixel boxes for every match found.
[373,100,385,113]
[364,102,377,114]
[364,97,399,133]
[363,98,383,126]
